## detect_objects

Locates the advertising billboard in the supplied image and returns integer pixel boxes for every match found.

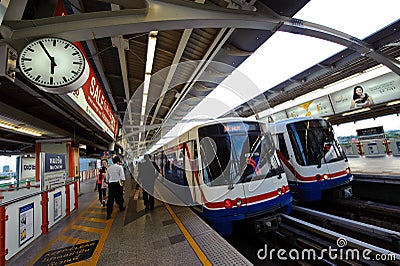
[286,95,334,118]
[330,72,400,114]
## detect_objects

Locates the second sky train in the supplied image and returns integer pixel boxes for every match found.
[147,116,352,235]
[269,116,353,202]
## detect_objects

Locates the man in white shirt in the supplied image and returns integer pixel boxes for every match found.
[106,156,126,219]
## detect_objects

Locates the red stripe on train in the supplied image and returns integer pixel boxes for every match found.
[204,185,290,209]
[277,150,348,182]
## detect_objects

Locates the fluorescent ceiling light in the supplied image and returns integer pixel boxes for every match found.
[0,120,42,137]
[143,73,150,95]
[140,27,156,145]
[15,128,42,136]
[341,108,371,116]
[386,100,400,106]
[145,31,158,74]
[140,74,151,119]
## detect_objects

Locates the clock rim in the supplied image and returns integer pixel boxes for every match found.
[18,37,87,89]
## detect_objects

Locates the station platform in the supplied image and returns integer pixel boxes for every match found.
[5,156,399,265]
[347,155,400,176]
[6,172,251,266]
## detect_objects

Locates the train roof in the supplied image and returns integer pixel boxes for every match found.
[148,116,264,153]
[268,116,326,132]
[195,116,262,128]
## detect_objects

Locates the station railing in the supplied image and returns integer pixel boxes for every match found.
[0,169,98,265]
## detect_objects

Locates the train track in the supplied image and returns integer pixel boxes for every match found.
[301,198,400,232]
[290,205,400,254]
[226,202,400,265]
[276,212,400,265]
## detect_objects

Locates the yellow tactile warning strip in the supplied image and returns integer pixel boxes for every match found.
[28,198,115,265]
[58,235,87,245]
[164,202,212,266]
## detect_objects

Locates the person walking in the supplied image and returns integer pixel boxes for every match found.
[105,156,126,219]
[138,154,157,211]
[95,166,108,207]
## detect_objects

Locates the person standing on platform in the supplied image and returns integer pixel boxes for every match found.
[105,156,126,219]
[95,165,108,207]
[138,154,157,211]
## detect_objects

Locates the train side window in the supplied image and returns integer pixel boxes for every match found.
[193,140,198,172]
[178,145,187,186]
[277,133,289,160]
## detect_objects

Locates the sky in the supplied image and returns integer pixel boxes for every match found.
[333,113,400,137]
[155,0,400,146]
[206,0,400,111]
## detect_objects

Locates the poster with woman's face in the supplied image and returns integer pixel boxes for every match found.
[330,72,400,114]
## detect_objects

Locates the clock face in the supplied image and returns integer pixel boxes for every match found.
[19,37,86,89]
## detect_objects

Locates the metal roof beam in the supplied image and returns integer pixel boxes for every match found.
[2,1,399,75]
[149,29,192,126]
[110,4,133,127]
[2,0,27,24]
[153,27,235,141]
[0,0,268,44]
[0,0,11,26]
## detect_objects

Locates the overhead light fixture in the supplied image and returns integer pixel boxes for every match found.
[145,31,158,74]
[140,74,151,125]
[341,108,371,116]
[386,100,400,106]
[139,31,158,147]
[0,120,42,136]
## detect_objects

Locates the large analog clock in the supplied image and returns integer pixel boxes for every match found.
[18,37,89,94]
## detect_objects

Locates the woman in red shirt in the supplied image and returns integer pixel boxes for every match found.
[95,165,108,206]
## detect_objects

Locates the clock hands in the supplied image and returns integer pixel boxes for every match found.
[50,59,56,75]
[39,41,57,74]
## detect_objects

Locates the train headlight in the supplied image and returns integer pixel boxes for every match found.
[277,188,282,195]
[346,167,351,174]
[224,199,233,209]
[235,198,242,206]
[323,174,329,180]
[316,174,321,181]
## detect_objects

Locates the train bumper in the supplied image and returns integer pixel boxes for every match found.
[253,213,281,233]
[290,174,353,202]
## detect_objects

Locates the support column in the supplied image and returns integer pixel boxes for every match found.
[68,141,75,179]
[65,184,70,216]
[40,191,49,235]
[74,182,78,210]
[0,204,8,266]
[35,143,40,182]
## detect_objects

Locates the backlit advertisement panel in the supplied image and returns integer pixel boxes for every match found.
[330,72,400,114]
[286,95,334,118]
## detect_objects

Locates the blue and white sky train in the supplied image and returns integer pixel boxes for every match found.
[269,117,353,202]
[149,117,292,235]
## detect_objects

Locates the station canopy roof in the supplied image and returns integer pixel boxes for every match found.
[0,0,399,156]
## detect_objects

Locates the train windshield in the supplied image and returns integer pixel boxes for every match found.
[287,119,345,166]
[198,122,284,187]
